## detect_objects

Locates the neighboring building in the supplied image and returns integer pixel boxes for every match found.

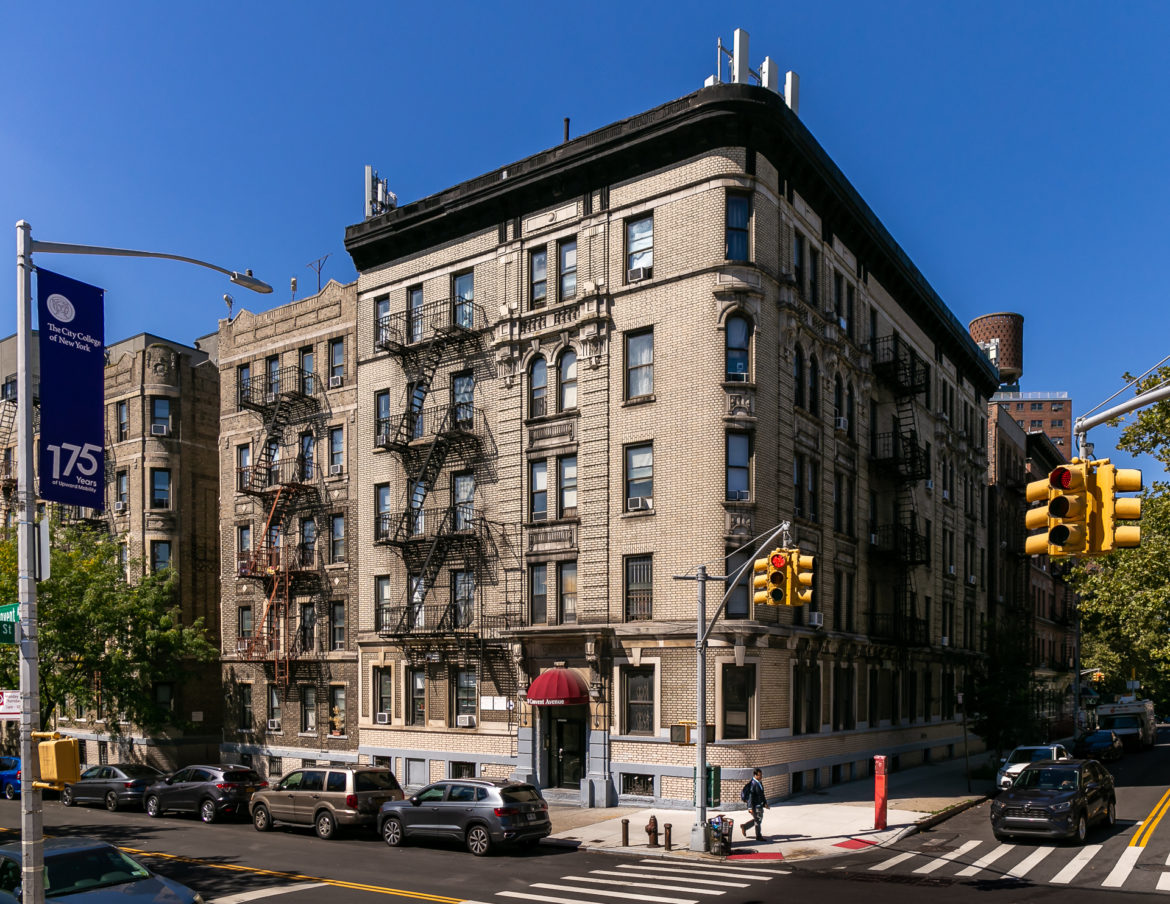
[0,332,223,768]
[343,49,998,805]
[216,280,359,777]
[994,391,1072,451]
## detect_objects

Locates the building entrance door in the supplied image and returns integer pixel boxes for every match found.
[551,717,584,789]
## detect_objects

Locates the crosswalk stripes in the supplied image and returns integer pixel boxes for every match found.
[1103,847,1143,888]
[1003,845,1055,879]
[954,843,1011,877]
[1050,844,1102,884]
[913,839,980,874]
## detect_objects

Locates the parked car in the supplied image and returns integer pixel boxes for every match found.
[251,766,403,839]
[990,759,1116,843]
[62,763,163,812]
[0,758,19,801]
[378,778,550,856]
[0,836,205,902]
[143,764,266,823]
[996,743,1072,788]
[1072,730,1124,763]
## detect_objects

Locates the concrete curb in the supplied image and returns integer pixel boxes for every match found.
[909,793,993,834]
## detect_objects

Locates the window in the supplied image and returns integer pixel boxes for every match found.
[238,605,252,638]
[329,427,343,472]
[408,479,425,536]
[558,351,577,411]
[725,315,750,381]
[530,460,547,521]
[408,670,425,725]
[625,330,653,399]
[454,669,476,718]
[558,456,577,518]
[530,248,547,309]
[625,443,652,509]
[266,440,279,487]
[625,555,652,621]
[725,192,750,261]
[329,338,344,382]
[300,432,315,481]
[626,215,653,275]
[329,686,346,733]
[726,433,750,501]
[301,686,317,732]
[376,296,391,345]
[237,524,251,557]
[453,471,474,530]
[330,601,345,650]
[240,685,254,730]
[453,271,474,329]
[809,247,820,306]
[150,541,171,574]
[794,345,805,408]
[301,517,316,563]
[807,459,820,522]
[236,443,251,491]
[375,390,391,441]
[452,570,474,627]
[792,662,819,735]
[150,469,171,508]
[794,453,806,518]
[722,664,755,739]
[406,287,423,343]
[300,347,315,395]
[530,564,547,625]
[326,513,343,564]
[115,471,128,507]
[154,683,174,717]
[452,371,474,428]
[793,231,805,291]
[833,664,856,731]
[375,668,393,718]
[808,354,820,416]
[269,686,282,725]
[266,355,280,396]
[624,667,654,735]
[300,602,316,651]
[559,561,577,624]
[529,358,547,418]
[558,238,577,299]
[116,400,129,440]
[846,383,856,439]
[375,484,391,540]
[375,576,392,631]
[151,397,171,434]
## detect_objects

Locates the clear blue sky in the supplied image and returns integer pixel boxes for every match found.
[3,1,1167,478]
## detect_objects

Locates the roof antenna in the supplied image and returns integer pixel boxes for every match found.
[306,255,330,293]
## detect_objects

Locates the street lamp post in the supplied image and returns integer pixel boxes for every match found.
[14,221,270,904]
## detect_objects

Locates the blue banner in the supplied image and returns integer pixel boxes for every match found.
[36,269,105,510]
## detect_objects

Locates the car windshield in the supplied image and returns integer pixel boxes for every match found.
[1015,767,1078,791]
[1007,748,1049,764]
[501,785,542,803]
[1101,716,1138,729]
[45,847,151,897]
[1084,732,1112,743]
[120,765,161,778]
[355,771,401,792]
[223,770,261,783]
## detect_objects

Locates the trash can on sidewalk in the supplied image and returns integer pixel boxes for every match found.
[708,816,734,855]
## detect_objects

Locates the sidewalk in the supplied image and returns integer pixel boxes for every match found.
[544,756,996,862]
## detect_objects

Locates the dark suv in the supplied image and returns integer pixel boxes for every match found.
[143,764,266,823]
[990,759,1116,843]
[378,778,550,856]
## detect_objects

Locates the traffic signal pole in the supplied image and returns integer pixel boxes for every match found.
[1075,381,1170,460]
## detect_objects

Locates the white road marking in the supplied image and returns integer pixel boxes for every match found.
[1050,844,1103,884]
[869,851,916,872]
[618,864,772,881]
[211,884,327,904]
[1103,846,1143,888]
[570,876,725,895]
[530,883,697,904]
[955,843,1012,877]
[913,839,980,874]
[589,869,748,888]
[1004,845,1055,879]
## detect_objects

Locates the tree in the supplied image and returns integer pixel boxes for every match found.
[0,520,218,731]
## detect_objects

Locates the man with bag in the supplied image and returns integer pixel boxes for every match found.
[740,768,768,841]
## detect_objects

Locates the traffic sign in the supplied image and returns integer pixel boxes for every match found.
[0,604,17,646]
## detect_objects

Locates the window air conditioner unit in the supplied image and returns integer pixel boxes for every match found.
[264,393,275,403]
[870,533,879,545]
[329,375,344,389]
[329,464,344,476]
[838,317,848,331]
[376,432,390,447]
[940,635,949,647]
[835,417,849,431]
[151,424,168,436]
[942,489,950,501]
[808,611,824,628]
[726,372,749,382]
[968,574,977,585]
[235,638,250,652]
[333,642,345,651]
[947,565,956,576]
[627,266,651,283]
[455,714,477,728]
[113,501,126,513]
[925,479,934,491]
[375,712,390,724]
[627,496,653,511]
[727,490,749,501]
[266,719,281,732]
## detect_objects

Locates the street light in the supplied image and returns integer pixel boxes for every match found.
[14,220,270,904]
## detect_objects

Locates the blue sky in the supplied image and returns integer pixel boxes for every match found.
[3,1,1167,478]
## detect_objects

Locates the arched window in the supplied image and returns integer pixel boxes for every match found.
[794,345,805,409]
[558,350,577,411]
[833,376,844,429]
[846,382,856,439]
[809,354,820,416]
[529,357,547,418]
[725,315,750,381]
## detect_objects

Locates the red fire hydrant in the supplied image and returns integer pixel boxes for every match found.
[645,814,659,847]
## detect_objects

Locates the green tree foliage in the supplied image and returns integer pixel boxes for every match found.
[969,612,1044,754]
[0,521,218,730]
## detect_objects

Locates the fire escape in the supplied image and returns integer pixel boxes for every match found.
[868,334,930,645]
[372,295,512,671]
[0,398,16,508]
[235,365,327,686]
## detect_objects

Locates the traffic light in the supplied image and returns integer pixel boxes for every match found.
[787,548,814,606]
[752,554,771,607]
[1094,462,1142,553]
[1025,461,1093,557]
[753,549,790,606]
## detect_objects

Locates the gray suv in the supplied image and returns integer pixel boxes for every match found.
[251,766,403,839]
[378,778,550,856]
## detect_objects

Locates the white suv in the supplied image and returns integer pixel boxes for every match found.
[996,744,1071,788]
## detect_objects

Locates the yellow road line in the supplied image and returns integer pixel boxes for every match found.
[1131,788,1170,848]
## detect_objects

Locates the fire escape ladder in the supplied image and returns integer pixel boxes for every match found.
[0,399,15,451]
[395,507,459,632]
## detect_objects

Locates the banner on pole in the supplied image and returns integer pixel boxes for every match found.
[36,269,105,510]
[0,691,19,721]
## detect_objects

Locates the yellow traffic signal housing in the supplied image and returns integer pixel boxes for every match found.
[1048,462,1091,556]
[787,549,814,606]
[752,554,772,607]
[1095,463,1142,553]
[38,736,80,788]
[1024,476,1053,556]
[767,549,789,604]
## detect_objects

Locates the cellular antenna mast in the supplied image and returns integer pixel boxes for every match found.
[306,255,330,294]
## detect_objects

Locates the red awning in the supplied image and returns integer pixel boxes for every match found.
[525,668,590,706]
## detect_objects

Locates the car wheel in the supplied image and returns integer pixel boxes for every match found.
[145,795,162,818]
[466,824,492,857]
[315,810,336,840]
[61,786,75,807]
[1072,812,1088,843]
[1105,799,1117,828]
[200,799,218,824]
[382,817,404,847]
[3,783,15,801]
[105,791,119,812]
[253,805,273,832]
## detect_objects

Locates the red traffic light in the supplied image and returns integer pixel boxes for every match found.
[1050,467,1073,490]
[770,553,787,569]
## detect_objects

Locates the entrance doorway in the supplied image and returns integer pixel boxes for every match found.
[551,717,584,789]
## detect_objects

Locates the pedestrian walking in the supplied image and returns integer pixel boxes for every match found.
[740,768,768,840]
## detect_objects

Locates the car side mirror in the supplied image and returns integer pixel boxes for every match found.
[164,777,174,785]
[1086,781,1099,791]
[410,796,421,807]
[999,757,1006,764]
